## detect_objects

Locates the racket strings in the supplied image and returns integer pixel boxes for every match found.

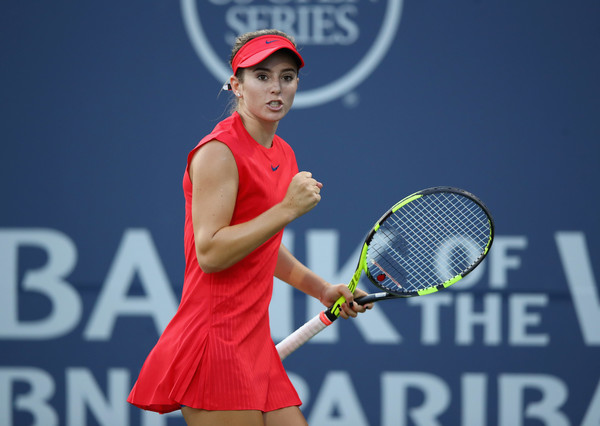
[397,195,489,282]
[366,192,491,294]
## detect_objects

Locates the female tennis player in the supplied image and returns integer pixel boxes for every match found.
[127,29,371,426]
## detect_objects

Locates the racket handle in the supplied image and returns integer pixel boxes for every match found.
[276,311,332,360]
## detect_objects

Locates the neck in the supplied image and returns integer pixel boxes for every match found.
[237,111,278,148]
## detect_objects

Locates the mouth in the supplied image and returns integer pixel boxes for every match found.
[267,100,284,111]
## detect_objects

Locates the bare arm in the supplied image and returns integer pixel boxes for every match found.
[274,244,329,301]
[275,244,372,319]
[190,140,322,273]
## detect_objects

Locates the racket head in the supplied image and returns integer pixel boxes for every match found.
[360,186,494,297]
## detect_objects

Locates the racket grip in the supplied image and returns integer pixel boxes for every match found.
[276,311,331,360]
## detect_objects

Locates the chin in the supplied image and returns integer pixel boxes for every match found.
[264,110,288,121]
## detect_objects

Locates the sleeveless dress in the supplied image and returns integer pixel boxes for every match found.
[127,112,301,414]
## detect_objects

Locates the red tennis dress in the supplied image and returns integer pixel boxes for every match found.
[127,112,301,413]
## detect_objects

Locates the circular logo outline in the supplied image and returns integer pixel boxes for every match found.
[181,0,403,109]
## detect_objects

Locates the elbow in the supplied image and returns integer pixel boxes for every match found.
[194,231,238,273]
[195,254,222,274]
[195,248,229,274]
[198,263,224,274]
[194,235,223,273]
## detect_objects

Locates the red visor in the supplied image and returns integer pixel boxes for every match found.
[231,35,305,76]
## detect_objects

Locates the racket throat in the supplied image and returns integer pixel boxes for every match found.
[356,292,397,305]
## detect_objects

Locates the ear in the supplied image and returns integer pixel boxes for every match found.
[230,75,241,96]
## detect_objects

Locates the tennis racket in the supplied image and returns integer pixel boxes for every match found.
[276,186,494,360]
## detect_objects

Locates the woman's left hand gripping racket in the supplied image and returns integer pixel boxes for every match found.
[276,186,494,360]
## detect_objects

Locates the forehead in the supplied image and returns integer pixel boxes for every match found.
[249,50,300,72]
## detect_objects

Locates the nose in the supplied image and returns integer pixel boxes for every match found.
[270,79,282,94]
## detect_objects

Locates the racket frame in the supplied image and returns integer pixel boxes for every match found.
[277,186,494,359]
[363,186,493,298]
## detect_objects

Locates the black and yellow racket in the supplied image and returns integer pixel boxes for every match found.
[276,186,494,360]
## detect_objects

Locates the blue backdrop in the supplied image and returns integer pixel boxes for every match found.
[1,1,599,425]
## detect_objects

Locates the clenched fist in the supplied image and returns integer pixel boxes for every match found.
[282,171,323,219]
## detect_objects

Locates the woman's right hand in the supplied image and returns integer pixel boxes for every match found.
[282,171,323,218]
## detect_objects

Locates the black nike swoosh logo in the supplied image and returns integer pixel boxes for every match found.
[271,164,279,171]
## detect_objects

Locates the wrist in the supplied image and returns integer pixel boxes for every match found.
[273,201,299,225]
[318,282,332,305]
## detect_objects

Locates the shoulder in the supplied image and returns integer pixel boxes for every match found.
[189,139,237,185]
[192,139,233,160]
[190,139,235,169]
[186,114,241,167]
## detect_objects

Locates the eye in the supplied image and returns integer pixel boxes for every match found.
[257,74,268,81]
[282,74,296,82]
